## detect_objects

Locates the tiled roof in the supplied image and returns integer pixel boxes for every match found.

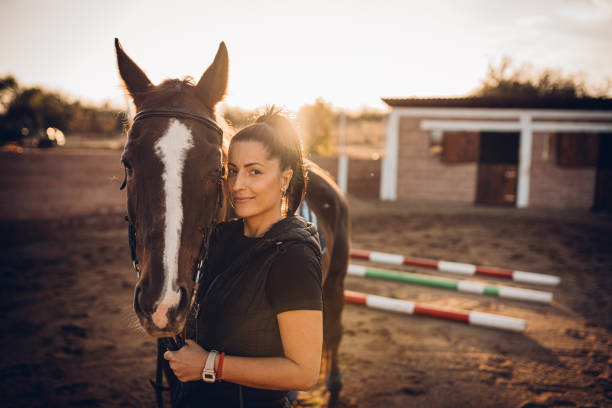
[381,96,612,110]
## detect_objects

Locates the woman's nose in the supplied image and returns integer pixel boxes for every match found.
[231,170,245,191]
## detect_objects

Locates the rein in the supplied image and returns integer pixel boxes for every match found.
[120,107,225,344]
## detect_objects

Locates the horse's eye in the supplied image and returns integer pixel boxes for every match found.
[209,167,225,178]
[122,158,133,175]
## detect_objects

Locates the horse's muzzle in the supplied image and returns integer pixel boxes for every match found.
[134,284,190,336]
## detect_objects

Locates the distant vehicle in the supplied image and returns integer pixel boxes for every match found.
[36,127,66,148]
[6,126,67,149]
[0,141,24,153]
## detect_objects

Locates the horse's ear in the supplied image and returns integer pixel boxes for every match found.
[115,38,152,106]
[195,42,228,108]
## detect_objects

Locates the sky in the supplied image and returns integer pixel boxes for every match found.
[1,0,611,112]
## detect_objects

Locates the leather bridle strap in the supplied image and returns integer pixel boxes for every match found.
[121,107,225,408]
[121,107,225,279]
[133,107,223,138]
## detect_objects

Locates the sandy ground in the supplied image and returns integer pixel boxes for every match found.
[1,172,612,407]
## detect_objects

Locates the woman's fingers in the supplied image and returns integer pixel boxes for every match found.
[162,340,206,382]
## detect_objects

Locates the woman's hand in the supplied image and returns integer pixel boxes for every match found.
[163,339,208,382]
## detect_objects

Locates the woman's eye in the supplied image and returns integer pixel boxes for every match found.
[227,168,260,176]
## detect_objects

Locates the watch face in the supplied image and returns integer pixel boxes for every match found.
[203,350,218,382]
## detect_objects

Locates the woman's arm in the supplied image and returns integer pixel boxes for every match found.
[221,309,322,390]
[164,309,323,390]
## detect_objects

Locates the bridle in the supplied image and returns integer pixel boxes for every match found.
[120,107,225,352]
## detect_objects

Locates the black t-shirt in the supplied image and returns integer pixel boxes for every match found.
[216,232,323,315]
[177,218,323,407]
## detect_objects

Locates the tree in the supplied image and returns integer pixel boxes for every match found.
[297,98,336,156]
[473,57,610,99]
[0,75,18,111]
[0,75,124,144]
[3,87,72,137]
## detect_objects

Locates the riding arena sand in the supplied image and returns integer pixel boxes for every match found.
[0,149,611,407]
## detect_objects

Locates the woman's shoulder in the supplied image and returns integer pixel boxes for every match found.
[270,239,322,286]
[267,215,322,258]
[266,238,323,314]
[276,241,319,263]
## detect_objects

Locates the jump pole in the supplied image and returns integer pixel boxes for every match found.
[351,250,560,286]
[348,264,553,304]
[344,290,526,332]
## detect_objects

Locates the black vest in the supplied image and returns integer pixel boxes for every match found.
[176,215,322,408]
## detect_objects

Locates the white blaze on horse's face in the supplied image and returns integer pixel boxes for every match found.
[151,119,193,329]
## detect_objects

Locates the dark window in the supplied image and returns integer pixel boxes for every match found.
[597,133,612,170]
[594,134,612,211]
[556,133,598,166]
[441,132,479,163]
[479,132,519,164]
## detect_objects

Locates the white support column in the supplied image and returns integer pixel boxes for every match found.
[517,114,533,208]
[380,110,400,201]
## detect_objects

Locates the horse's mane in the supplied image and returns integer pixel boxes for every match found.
[148,77,197,104]
[304,158,339,192]
[147,77,234,147]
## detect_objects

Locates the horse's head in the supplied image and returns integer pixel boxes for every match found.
[115,38,228,337]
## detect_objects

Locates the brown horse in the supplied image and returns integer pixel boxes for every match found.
[115,38,349,405]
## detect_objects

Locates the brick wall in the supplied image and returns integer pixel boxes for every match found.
[308,155,381,199]
[529,132,597,209]
[396,117,478,203]
[393,115,602,208]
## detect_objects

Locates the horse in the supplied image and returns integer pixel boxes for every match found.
[115,38,349,406]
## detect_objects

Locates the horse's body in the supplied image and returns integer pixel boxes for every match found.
[115,38,348,405]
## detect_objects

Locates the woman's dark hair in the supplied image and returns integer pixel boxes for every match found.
[230,107,307,216]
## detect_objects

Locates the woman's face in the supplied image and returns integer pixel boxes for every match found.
[227,140,293,221]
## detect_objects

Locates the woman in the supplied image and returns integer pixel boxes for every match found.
[163,109,323,408]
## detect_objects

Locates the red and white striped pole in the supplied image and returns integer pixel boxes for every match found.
[344,290,526,332]
[351,250,560,286]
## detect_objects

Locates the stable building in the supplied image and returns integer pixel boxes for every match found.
[379,97,612,210]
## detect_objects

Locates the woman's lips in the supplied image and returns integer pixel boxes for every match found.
[234,197,254,204]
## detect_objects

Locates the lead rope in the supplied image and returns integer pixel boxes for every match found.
[149,225,211,408]
[150,164,225,408]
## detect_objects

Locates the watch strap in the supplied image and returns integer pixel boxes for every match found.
[202,350,218,383]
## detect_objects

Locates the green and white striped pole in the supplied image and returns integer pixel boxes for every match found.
[348,264,552,304]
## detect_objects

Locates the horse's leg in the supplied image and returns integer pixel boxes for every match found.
[323,259,347,407]
[302,166,349,407]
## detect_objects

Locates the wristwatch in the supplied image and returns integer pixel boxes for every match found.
[202,350,218,383]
